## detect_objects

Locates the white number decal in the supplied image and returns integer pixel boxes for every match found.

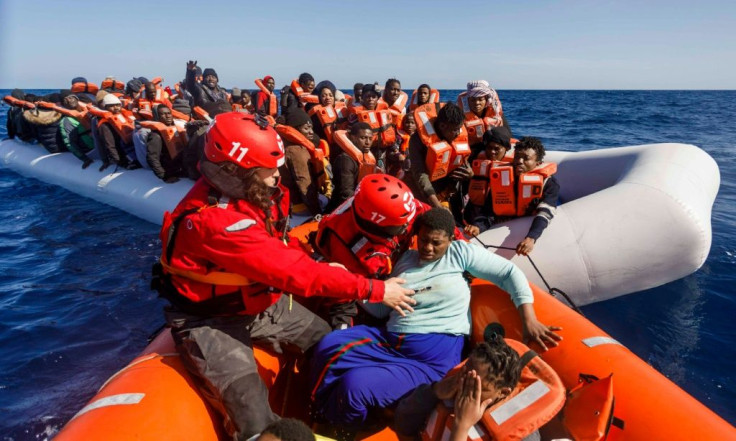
[403,191,416,212]
[228,142,249,162]
[370,212,386,224]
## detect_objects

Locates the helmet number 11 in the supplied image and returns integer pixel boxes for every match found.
[229,142,249,162]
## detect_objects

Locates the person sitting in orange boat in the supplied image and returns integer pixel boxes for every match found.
[458,80,510,154]
[409,84,440,111]
[254,75,278,117]
[185,60,230,108]
[257,418,316,441]
[310,208,560,432]
[277,108,329,216]
[95,93,140,171]
[281,72,317,116]
[394,335,564,441]
[152,112,415,441]
[325,122,378,212]
[308,80,348,145]
[405,102,472,210]
[464,136,559,256]
[138,106,186,183]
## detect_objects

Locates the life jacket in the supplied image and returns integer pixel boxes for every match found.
[89,107,136,145]
[333,130,378,181]
[457,91,504,145]
[254,78,278,117]
[36,101,91,130]
[138,120,188,160]
[101,78,126,95]
[355,109,396,148]
[170,108,192,122]
[135,99,155,120]
[232,103,244,112]
[71,79,99,95]
[290,79,320,105]
[396,129,412,153]
[344,94,354,107]
[307,103,348,144]
[409,88,440,111]
[414,103,471,181]
[153,185,291,316]
[379,91,408,115]
[273,124,332,197]
[192,106,213,122]
[469,160,557,216]
[3,95,37,110]
[421,339,565,441]
[313,198,400,278]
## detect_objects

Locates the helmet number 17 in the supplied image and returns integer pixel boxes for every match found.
[370,212,386,224]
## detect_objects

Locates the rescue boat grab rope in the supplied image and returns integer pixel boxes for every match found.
[471,236,584,315]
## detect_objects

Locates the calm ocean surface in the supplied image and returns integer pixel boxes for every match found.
[0,89,734,439]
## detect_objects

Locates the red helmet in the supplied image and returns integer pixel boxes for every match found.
[353,174,417,227]
[204,112,284,169]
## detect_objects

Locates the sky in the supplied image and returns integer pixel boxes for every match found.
[1,0,734,90]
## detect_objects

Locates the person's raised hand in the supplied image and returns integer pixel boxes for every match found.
[450,166,473,181]
[381,277,416,317]
[187,60,198,71]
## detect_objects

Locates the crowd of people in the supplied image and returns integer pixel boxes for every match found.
[3,63,567,440]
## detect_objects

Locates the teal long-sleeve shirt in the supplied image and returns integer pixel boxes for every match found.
[361,240,533,335]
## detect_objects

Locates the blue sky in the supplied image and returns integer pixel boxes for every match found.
[1,0,734,90]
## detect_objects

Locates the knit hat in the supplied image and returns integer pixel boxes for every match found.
[361,83,380,98]
[483,126,512,149]
[466,80,493,98]
[71,77,87,85]
[314,80,336,98]
[285,108,310,128]
[137,76,150,84]
[203,68,218,79]
[102,93,122,107]
[172,99,192,116]
[262,75,274,83]
[231,87,241,97]
[126,78,143,96]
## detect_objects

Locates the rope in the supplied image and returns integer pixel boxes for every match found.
[470,235,584,315]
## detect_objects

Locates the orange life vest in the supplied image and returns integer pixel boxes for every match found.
[354,109,396,148]
[254,78,278,117]
[191,106,212,122]
[308,103,348,145]
[422,339,565,441]
[414,103,471,181]
[457,92,504,145]
[90,107,136,145]
[396,129,412,153]
[380,91,408,115]
[101,78,125,94]
[409,88,440,111]
[3,95,37,110]
[468,160,557,216]
[36,101,91,129]
[290,79,319,105]
[134,99,155,120]
[273,124,332,197]
[138,120,188,160]
[333,130,378,181]
[71,80,99,95]
[170,108,192,122]
[344,94,354,107]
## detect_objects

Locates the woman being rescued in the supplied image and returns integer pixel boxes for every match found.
[309,207,561,433]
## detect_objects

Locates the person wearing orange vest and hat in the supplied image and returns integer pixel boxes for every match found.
[280,72,316,116]
[464,136,559,256]
[255,75,277,117]
[139,106,186,183]
[152,112,415,441]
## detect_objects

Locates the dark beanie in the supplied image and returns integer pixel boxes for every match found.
[203,68,218,79]
[172,98,192,116]
[285,108,310,128]
[71,77,87,85]
[298,72,314,84]
[483,126,512,149]
[362,83,379,97]
[126,78,143,95]
[137,76,149,84]
[314,80,336,98]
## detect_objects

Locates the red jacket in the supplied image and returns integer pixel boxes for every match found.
[161,179,384,316]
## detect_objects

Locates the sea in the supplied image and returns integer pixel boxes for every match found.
[0,89,734,439]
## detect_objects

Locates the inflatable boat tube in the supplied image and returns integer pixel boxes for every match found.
[53,281,736,441]
[0,140,718,305]
[476,143,719,306]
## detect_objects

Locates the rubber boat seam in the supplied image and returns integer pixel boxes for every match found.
[556,204,595,301]
[618,179,710,267]
[98,352,179,392]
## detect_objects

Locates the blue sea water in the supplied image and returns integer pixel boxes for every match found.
[0,89,734,439]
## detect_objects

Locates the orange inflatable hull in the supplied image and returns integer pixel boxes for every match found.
[55,281,735,440]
